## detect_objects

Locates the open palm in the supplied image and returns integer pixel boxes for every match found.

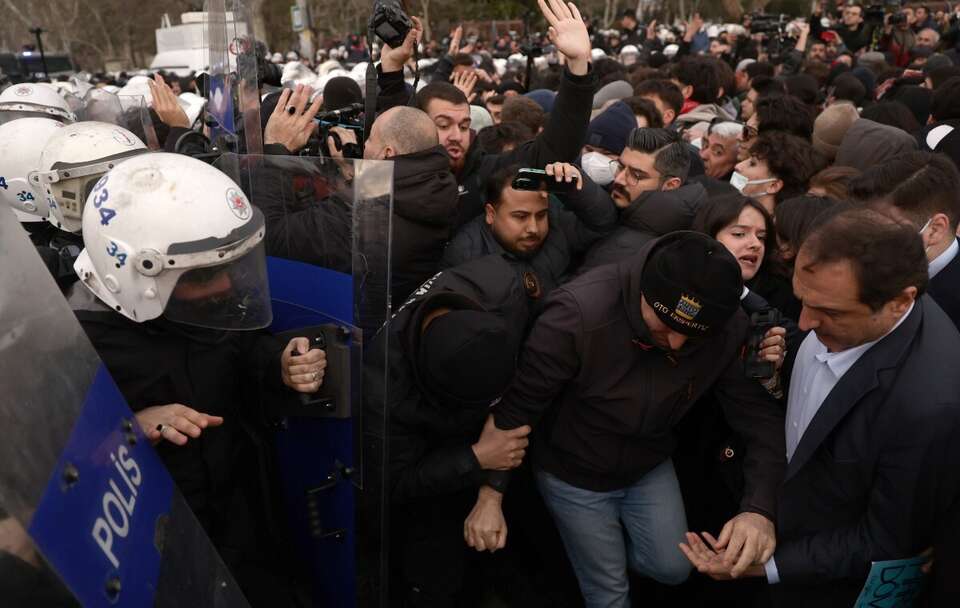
[539,0,590,63]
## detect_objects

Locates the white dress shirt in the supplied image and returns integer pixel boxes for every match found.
[764,301,915,584]
[928,238,958,280]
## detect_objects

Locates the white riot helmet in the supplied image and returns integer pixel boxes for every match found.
[29,121,147,233]
[0,82,75,124]
[73,153,272,329]
[0,117,65,222]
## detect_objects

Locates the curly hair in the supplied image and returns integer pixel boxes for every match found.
[749,131,827,203]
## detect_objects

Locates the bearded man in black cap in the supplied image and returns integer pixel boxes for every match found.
[464,232,787,608]
[366,254,536,607]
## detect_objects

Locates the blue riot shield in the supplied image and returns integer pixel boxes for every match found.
[0,204,250,607]
[229,153,393,607]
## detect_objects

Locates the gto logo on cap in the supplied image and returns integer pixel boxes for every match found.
[674,294,702,321]
[226,188,251,220]
[14,85,32,96]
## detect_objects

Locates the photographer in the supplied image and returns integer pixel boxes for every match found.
[809,2,877,54]
[879,6,918,67]
[379,0,597,228]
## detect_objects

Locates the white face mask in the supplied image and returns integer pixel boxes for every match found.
[729,171,776,193]
[581,151,616,186]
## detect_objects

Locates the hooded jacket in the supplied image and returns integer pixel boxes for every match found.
[440,172,617,300]
[363,254,533,504]
[390,146,459,306]
[578,182,708,272]
[835,118,919,172]
[675,103,736,133]
[491,236,786,517]
[255,145,458,308]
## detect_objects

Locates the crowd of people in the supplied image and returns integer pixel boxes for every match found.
[3,0,960,606]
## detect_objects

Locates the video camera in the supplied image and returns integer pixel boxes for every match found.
[749,12,789,35]
[303,103,364,158]
[864,1,909,25]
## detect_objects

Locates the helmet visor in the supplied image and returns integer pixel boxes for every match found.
[163,241,273,331]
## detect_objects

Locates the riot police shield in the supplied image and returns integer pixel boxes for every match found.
[230,153,393,606]
[78,89,159,150]
[202,0,263,155]
[0,205,250,607]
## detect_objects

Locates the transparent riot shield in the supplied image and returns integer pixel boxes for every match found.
[202,0,262,155]
[0,205,250,607]
[227,153,393,606]
[78,89,159,150]
[117,95,160,151]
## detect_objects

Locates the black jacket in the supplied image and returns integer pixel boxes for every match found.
[492,237,786,518]
[578,182,707,272]
[928,248,960,331]
[770,296,960,607]
[453,68,597,227]
[254,147,457,309]
[66,285,285,524]
[389,146,459,306]
[366,254,533,505]
[441,173,617,300]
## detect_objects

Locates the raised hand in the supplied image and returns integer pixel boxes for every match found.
[538,0,590,75]
[264,85,322,153]
[148,73,190,129]
[448,25,464,56]
[451,70,479,103]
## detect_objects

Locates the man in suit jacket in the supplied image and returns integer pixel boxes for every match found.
[679,207,960,606]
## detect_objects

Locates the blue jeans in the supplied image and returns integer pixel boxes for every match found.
[536,460,691,608]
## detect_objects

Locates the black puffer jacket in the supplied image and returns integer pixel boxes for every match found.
[440,173,617,301]
[253,147,458,309]
[363,254,534,504]
[391,146,459,307]
[578,182,707,272]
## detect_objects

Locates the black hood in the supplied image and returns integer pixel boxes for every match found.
[392,145,459,227]
[619,182,708,236]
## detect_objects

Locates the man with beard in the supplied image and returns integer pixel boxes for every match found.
[580,128,708,271]
[441,162,616,301]
[380,0,597,228]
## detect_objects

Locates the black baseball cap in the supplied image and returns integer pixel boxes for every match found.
[641,232,743,336]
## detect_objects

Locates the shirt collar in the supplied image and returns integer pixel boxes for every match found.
[929,238,958,279]
[813,300,916,378]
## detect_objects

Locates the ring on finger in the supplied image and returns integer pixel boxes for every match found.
[156,423,166,433]
[286,106,296,115]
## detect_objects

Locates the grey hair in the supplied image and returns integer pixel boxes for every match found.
[708,121,745,139]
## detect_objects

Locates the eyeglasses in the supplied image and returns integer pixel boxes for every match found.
[609,159,647,186]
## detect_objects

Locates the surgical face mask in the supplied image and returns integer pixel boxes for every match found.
[729,171,776,193]
[581,151,616,186]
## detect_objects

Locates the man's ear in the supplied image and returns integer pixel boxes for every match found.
[383,145,396,159]
[662,177,682,191]
[681,84,694,100]
[484,203,496,225]
[767,178,784,196]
